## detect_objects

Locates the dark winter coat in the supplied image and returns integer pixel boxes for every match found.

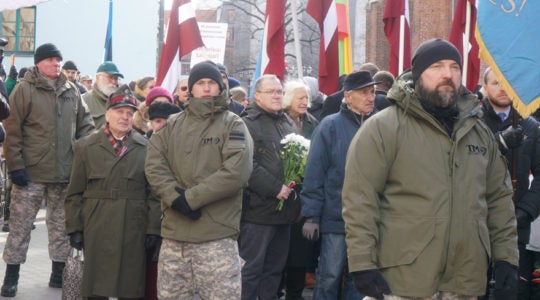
[301,103,375,234]
[481,99,540,244]
[65,130,160,298]
[241,102,300,225]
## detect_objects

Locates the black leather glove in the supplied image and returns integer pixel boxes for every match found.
[69,231,84,250]
[352,269,392,299]
[9,169,29,187]
[302,219,319,241]
[498,125,523,150]
[171,187,201,220]
[492,261,518,300]
[144,234,161,251]
[515,208,531,228]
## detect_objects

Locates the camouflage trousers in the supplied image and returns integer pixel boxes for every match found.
[157,237,242,300]
[2,182,70,264]
[364,292,477,300]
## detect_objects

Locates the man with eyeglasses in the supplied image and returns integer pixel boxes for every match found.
[239,74,300,300]
[83,61,124,129]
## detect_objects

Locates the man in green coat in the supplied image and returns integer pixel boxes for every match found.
[65,85,161,299]
[145,61,253,299]
[342,39,518,299]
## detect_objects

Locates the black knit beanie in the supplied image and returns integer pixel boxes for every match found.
[411,38,462,84]
[34,43,63,64]
[188,61,224,92]
[148,101,181,120]
[62,60,78,71]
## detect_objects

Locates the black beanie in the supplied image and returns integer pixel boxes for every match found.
[411,38,462,84]
[188,61,225,93]
[62,60,78,71]
[148,101,181,120]
[34,43,63,65]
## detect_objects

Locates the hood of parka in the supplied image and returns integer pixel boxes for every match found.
[184,89,230,119]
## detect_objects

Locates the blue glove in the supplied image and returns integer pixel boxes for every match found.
[9,169,29,187]
[171,187,201,220]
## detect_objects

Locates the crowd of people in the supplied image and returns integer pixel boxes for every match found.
[0,37,535,300]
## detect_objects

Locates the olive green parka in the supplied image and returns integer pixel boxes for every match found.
[145,90,253,243]
[342,71,518,297]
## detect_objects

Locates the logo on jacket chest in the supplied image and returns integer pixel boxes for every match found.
[466,144,487,156]
[202,137,221,145]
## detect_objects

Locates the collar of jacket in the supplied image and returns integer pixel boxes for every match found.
[25,66,70,93]
[387,70,481,124]
[243,101,289,121]
[339,102,377,125]
[184,89,229,118]
[96,128,147,154]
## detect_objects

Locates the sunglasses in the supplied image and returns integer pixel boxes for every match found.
[180,86,188,91]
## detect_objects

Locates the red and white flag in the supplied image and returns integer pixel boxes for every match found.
[449,0,479,92]
[383,0,411,77]
[259,0,286,81]
[307,0,339,95]
[156,0,204,92]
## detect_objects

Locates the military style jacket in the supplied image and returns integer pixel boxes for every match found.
[146,90,253,243]
[342,71,518,297]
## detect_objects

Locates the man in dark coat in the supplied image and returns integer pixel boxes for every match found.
[480,67,540,299]
[65,85,161,299]
[240,74,299,300]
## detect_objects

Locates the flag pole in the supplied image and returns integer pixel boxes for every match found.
[290,0,303,79]
[463,1,471,86]
[398,14,405,75]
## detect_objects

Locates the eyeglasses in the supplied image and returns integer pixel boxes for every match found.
[258,89,284,96]
[180,86,188,91]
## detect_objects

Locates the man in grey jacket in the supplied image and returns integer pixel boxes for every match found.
[1,43,95,297]
[342,39,518,300]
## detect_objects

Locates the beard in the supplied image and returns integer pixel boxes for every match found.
[96,77,118,97]
[416,78,459,109]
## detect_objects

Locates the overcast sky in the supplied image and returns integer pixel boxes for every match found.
[164,0,223,10]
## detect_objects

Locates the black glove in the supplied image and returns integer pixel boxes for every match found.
[8,65,17,80]
[352,269,392,299]
[69,231,84,250]
[492,261,518,300]
[9,169,29,187]
[515,208,531,228]
[171,187,201,220]
[498,125,523,150]
[144,234,161,251]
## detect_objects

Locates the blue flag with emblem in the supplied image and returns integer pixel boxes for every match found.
[476,0,540,117]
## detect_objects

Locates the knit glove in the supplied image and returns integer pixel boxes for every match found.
[9,169,29,187]
[302,219,319,241]
[351,269,392,300]
[171,187,201,220]
[69,231,84,250]
[492,261,518,300]
[515,208,531,228]
[144,234,161,251]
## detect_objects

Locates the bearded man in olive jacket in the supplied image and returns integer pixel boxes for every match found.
[1,43,95,297]
[342,39,518,299]
[145,61,253,299]
[65,85,161,299]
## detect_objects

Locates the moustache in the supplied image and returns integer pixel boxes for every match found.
[436,79,456,90]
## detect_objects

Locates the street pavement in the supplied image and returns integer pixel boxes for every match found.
[0,208,314,300]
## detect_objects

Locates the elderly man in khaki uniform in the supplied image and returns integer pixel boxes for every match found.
[65,84,161,299]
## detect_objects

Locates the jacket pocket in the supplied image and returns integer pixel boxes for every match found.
[378,216,435,268]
